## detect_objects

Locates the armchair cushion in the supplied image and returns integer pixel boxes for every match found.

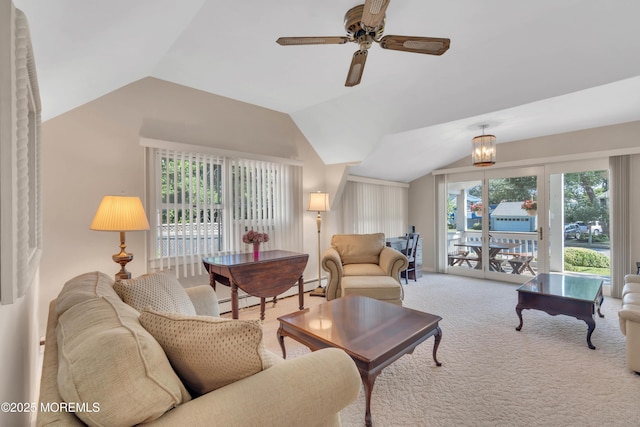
[114,270,196,315]
[139,310,273,396]
[331,233,385,264]
[343,263,386,276]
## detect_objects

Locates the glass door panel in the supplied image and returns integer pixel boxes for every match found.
[547,161,610,279]
[444,167,545,283]
[485,171,543,282]
[445,173,484,278]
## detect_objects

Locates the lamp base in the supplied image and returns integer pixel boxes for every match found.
[309,286,326,297]
[113,252,133,281]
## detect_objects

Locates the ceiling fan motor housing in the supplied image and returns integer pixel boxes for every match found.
[345,4,385,42]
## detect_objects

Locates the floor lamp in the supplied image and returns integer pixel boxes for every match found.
[308,192,330,297]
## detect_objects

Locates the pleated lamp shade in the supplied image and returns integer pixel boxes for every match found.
[90,196,150,231]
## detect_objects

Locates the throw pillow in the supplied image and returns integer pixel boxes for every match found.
[114,270,197,315]
[139,309,270,396]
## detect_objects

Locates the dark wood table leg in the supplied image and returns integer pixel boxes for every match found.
[260,298,266,321]
[231,282,239,319]
[596,292,605,318]
[277,326,287,359]
[584,316,596,350]
[433,326,443,366]
[298,275,304,310]
[515,304,524,331]
[361,372,378,427]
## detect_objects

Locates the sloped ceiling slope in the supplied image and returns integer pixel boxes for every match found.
[15,0,640,182]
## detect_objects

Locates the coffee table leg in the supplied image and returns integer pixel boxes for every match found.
[277,326,287,359]
[515,305,524,331]
[433,326,443,366]
[362,373,378,427]
[585,317,596,350]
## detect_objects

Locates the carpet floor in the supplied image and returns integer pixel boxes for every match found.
[227,273,639,427]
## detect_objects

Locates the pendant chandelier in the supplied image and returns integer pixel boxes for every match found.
[472,124,496,167]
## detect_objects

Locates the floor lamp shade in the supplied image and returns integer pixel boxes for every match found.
[308,192,330,212]
[90,195,150,281]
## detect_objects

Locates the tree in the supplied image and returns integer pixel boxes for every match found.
[468,176,537,205]
[564,171,608,226]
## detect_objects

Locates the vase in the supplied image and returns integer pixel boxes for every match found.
[252,242,260,260]
[526,209,537,216]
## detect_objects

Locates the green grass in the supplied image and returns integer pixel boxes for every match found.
[564,266,610,276]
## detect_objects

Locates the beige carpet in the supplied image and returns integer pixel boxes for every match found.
[226,273,639,427]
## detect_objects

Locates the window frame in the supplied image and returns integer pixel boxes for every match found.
[143,138,304,278]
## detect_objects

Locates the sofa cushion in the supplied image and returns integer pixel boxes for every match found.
[55,271,119,317]
[331,233,385,265]
[114,270,196,315]
[139,309,272,396]
[56,297,190,426]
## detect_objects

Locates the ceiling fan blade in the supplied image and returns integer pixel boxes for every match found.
[361,0,391,29]
[276,36,349,46]
[345,50,368,87]
[379,35,450,55]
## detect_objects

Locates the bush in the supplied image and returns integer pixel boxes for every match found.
[576,233,609,243]
[564,248,610,268]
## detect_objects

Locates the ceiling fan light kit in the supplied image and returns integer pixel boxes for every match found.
[472,124,496,167]
[276,0,450,87]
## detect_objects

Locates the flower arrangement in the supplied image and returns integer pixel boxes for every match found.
[470,202,482,212]
[521,200,537,211]
[242,229,269,244]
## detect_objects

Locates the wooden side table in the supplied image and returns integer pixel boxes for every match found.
[202,250,308,320]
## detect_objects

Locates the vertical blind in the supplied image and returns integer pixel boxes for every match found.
[341,180,408,237]
[151,148,303,278]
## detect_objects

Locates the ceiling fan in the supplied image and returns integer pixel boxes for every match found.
[276,0,450,87]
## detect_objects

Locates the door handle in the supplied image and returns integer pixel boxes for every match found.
[538,226,543,241]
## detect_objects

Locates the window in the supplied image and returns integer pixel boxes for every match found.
[147,144,303,277]
[341,177,409,237]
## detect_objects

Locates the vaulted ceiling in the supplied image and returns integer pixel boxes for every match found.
[14,0,640,182]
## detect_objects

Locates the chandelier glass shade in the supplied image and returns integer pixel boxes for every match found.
[472,126,496,167]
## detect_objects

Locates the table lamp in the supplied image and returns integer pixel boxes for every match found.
[90,195,150,281]
[308,192,330,297]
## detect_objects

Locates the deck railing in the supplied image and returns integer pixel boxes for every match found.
[448,230,538,274]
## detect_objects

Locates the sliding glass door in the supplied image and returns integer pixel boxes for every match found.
[444,167,546,283]
[546,159,610,279]
[442,158,610,283]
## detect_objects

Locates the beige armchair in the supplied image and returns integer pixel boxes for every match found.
[322,233,408,305]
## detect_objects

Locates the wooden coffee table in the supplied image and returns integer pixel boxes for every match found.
[516,273,604,349]
[277,295,442,427]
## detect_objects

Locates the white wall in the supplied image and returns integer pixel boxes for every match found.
[39,77,330,332]
[0,274,40,427]
[409,121,640,274]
